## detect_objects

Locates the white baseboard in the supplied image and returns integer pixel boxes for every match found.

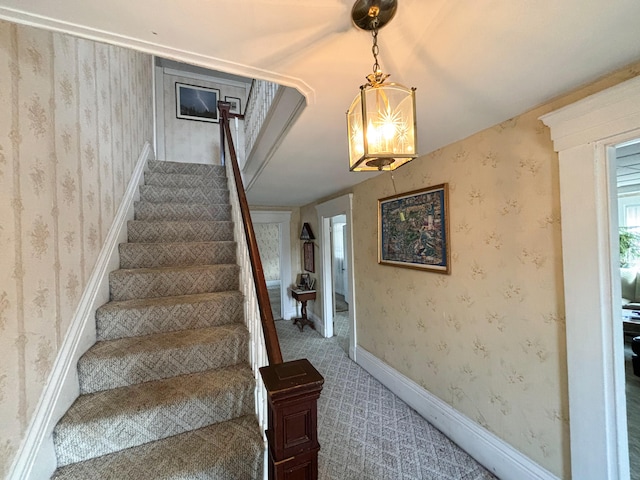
[9,142,152,480]
[355,347,559,480]
[309,311,325,337]
[282,304,296,321]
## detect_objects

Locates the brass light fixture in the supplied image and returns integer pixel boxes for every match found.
[347,0,418,172]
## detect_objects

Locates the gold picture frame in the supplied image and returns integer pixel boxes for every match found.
[378,183,450,273]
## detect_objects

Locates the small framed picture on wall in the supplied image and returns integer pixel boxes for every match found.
[303,241,315,273]
[224,96,242,115]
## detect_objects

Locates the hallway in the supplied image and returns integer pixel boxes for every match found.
[276,320,497,479]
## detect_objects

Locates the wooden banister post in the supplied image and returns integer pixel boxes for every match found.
[260,359,324,480]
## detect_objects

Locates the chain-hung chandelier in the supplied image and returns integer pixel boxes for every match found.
[347,0,418,172]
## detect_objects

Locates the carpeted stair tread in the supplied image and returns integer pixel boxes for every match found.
[139,185,229,205]
[134,201,231,221]
[119,241,236,269]
[78,324,249,394]
[109,264,239,301]
[96,291,243,340]
[53,159,262,474]
[54,364,255,466]
[52,414,264,480]
[147,160,226,177]
[127,220,234,243]
[144,172,228,189]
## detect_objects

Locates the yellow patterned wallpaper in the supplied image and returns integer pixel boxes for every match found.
[291,64,640,477]
[353,110,568,475]
[0,20,152,475]
[348,64,640,478]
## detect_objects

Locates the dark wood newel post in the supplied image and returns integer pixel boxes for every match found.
[260,359,324,480]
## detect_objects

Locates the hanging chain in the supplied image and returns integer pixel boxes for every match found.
[371,17,381,77]
[366,15,389,86]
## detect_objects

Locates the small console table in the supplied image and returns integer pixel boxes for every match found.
[291,288,316,332]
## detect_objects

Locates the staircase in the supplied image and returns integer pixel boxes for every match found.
[52,160,264,479]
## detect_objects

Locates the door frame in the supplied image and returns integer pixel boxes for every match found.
[541,75,640,480]
[250,210,294,320]
[316,194,357,360]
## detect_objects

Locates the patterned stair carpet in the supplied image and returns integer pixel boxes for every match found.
[276,319,498,480]
[52,160,264,480]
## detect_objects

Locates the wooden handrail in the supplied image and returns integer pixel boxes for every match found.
[218,101,283,365]
[220,101,323,479]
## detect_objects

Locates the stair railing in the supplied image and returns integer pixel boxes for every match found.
[218,101,324,480]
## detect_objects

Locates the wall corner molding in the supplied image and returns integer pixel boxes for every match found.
[355,347,559,480]
[8,142,152,480]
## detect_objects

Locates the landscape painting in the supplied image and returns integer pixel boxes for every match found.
[176,83,220,123]
[378,184,450,273]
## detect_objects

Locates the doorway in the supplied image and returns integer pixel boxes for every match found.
[616,139,640,479]
[331,215,350,354]
[250,210,294,321]
[541,75,640,479]
[316,194,357,360]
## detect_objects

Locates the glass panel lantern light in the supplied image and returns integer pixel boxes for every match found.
[347,81,417,171]
[347,0,418,172]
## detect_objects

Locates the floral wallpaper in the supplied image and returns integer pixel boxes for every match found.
[254,223,280,282]
[347,64,640,479]
[352,110,568,476]
[0,20,153,476]
[293,64,640,478]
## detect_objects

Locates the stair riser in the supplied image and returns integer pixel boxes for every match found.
[52,416,264,480]
[119,242,236,269]
[78,331,249,394]
[109,266,239,301]
[53,159,260,477]
[139,185,229,205]
[96,293,243,341]
[134,202,231,221]
[147,160,226,176]
[54,370,254,466]
[127,221,234,243]
[144,172,228,189]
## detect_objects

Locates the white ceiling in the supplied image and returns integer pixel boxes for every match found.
[2,0,640,206]
[617,141,640,191]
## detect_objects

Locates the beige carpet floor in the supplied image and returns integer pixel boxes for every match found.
[267,285,281,320]
[276,318,496,480]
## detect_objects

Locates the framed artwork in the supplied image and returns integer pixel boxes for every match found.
[378,183,450,273]
[303,241,315,273]
[224,96,242,115]
[175,83,220,123]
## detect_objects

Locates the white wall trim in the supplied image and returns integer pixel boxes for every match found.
[153,64,165,161]
[540,75,640,480]
[163,67,250,89]
[250,210,294,320]
[315,194,356,360]
[309,311,324,337]
[243,86,306,192]
[0,7,315,103]
[8,142,152,480]
[355,347,559,480]
[151,57,158,158]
